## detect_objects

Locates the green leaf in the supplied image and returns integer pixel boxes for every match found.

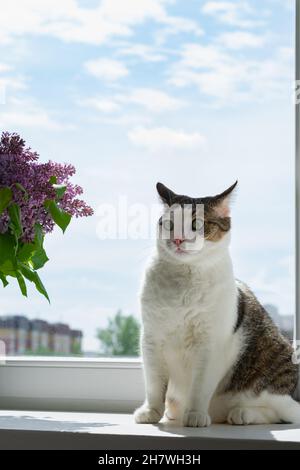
[0,187,12,215]
[31,247,49,270]
[34,223,43,248]
[8,203,23,238]
[44,199,71,233]
[49,176,57,184]
[18,263,34,281]
[16,271,27,297]
[53,184,67,200]
[32,271,49,302]
[0,261,17,276]
[17,225,48,269]
[0,233,16,272]
[19,263,50,303]
[17,242,35,263]
[0,272,8,287]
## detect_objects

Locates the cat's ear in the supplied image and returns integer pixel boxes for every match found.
[156,182,178,206]
[211,180,238,217]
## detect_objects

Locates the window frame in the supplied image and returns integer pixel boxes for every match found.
[295,0,300,401]
[0,1,299,414]
[0,357,144,413]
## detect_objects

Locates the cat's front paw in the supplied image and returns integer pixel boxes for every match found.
[134,405,163,424]
[183,410,211,427]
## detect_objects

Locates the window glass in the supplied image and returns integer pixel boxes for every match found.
[0,0,294,356]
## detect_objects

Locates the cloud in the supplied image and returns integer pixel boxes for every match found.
[168,43,293,105]
[81,97,121,113]
[100,0,204,45]
[0,63,27,90]
[84,111,152,127]
[0,0,137,45]
[216,31,266,49]
[0,97,73,130]
[0,63,66,129]
[118,87,185,113]
[202,1,265,28]
[84,58,129,81]
[0,64,10,104]
[265,0,294,10]
[0,64,27,104]
[0,0,202,46]
[81,87,185,114]
[0,63,12,73]
[117,43,166,62]
[155,15,204,45]
[128,126,206,151]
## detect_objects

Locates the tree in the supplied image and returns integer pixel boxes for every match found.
[97,311,140,356]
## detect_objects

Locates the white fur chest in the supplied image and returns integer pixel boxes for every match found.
[140,257,236,345]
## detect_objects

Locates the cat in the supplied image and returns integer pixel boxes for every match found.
[134,181,300,427]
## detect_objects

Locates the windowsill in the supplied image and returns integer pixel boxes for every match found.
[0,410,300,450]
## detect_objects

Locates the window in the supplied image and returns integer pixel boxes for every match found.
[295,0,300,401]
[0,0,298,412]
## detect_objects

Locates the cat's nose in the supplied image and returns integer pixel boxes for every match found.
[174,238,184,246]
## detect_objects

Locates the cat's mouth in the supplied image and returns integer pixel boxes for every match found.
[164,239,201,257]
[175,247,187,254]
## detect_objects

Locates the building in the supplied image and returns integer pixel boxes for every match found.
[70,329,83,355]
[14,316,30,354]
[0,317,15,355]
[49,323,71,355]
[0,315,83,356]
[30,319,50,353]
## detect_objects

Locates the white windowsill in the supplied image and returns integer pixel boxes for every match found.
[1,358,300,449]
[0,410,300,450]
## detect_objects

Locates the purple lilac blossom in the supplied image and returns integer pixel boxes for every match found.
[0,132,93,242]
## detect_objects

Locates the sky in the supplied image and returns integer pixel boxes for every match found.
[0,0,296,352]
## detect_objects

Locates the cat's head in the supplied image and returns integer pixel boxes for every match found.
[156,181,237,264]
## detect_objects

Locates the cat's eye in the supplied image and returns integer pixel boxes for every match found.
[192,219,203,231]
[162,219,174,231]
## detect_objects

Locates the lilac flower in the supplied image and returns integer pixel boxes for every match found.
[0,132,93,242]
